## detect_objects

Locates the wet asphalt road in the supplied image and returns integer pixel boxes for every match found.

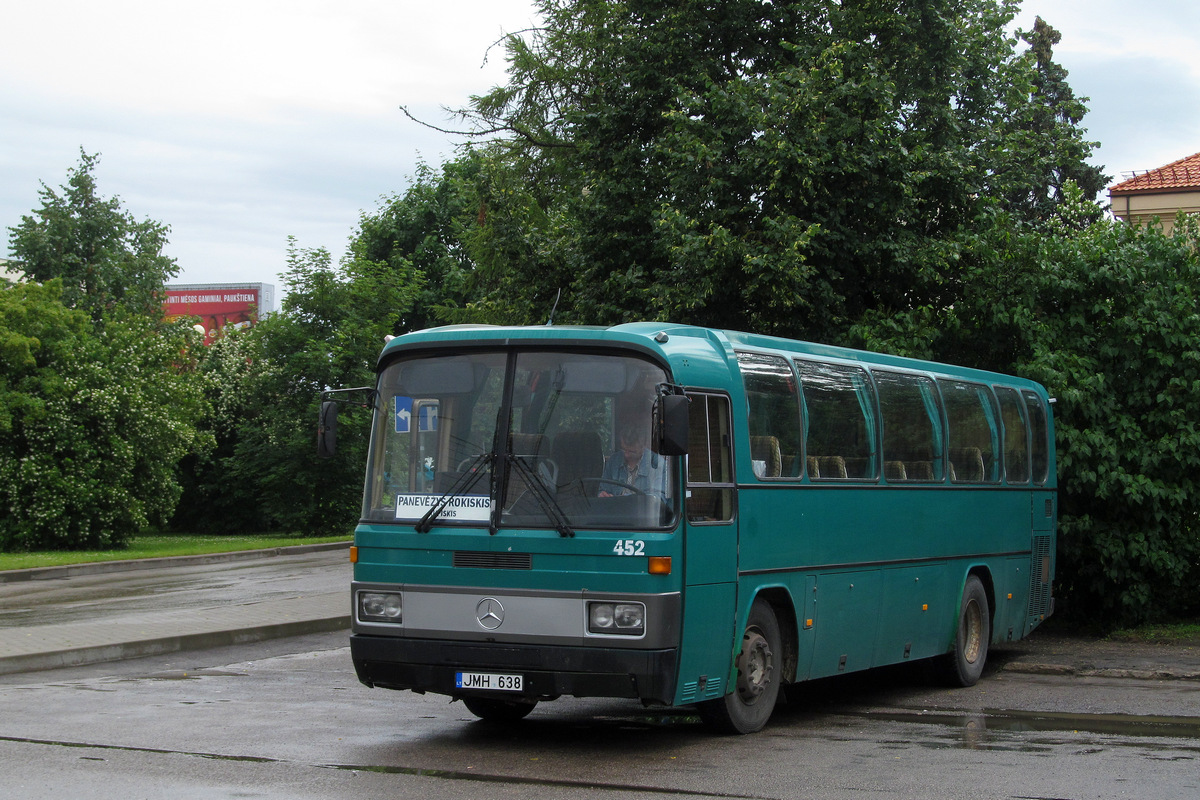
[0,630,1196,800]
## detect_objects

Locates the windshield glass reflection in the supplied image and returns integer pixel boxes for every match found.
[362,350,677,531]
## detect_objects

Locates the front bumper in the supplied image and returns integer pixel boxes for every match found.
[351,634,678,705]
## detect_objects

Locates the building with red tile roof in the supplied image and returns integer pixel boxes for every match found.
[1109,151,1200,234]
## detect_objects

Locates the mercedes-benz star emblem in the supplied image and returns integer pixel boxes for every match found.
[475,598,505,630]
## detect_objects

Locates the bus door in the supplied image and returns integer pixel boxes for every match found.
[673,392,739,705]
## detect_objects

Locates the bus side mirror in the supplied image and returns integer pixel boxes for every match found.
[654,394,689,457]
[317,401,338,458]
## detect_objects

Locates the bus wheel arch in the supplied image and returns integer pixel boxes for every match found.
[698,595,786,734]
[942,571,992,687]
[755,587,799,684]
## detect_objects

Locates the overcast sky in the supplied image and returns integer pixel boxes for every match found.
[3,1,1198,298]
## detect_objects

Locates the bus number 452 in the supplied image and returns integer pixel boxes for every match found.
[613,540,645,556]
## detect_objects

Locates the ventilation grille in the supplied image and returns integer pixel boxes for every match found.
[678,677,724,704]
[1029,535,1053,618]
[453,551,532,570]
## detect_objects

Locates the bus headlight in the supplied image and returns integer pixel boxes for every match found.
[588,602,645,635]
[358,591,403,623]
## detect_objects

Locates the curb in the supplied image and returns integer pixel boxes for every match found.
[0,615,351,677]
[1001,661,1200,682]
[0,541,351,584]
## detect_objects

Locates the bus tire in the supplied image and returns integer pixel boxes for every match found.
[462,696,537,722]
[942,575,990,687]
[698,599,782,734]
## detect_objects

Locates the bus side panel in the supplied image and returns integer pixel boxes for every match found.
[795,575,817,681]
[741,485,1037,677]
[736,487,807,575]
[873,564,950,666]
[809,569,883,679]
[672,581,736,706]
[993,557,1034,644]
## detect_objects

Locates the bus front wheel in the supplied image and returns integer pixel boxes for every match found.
[698,599,782,734]
[942,575,990,687]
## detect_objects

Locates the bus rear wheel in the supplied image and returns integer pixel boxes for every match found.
[942,575,990,687]
[462,696,537,722]
[698,599,782,734]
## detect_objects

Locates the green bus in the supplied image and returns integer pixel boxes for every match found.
[336,322,1056,733]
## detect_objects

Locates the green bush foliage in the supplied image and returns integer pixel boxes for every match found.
[854,196,1200,626]
[1029,214,1200,625]
[0,281,204,550]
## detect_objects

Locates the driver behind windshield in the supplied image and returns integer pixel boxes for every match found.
[600,423,669,500]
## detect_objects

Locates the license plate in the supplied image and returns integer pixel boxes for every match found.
[455,671,523,692]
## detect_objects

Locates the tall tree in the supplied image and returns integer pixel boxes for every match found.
[443,0,1106,339]
[353,157,482,331]
[993,16,1110,223]
[8,149,177,321]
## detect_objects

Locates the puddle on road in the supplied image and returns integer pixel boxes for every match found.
[138,669,249,681]
[853,708,1200,745]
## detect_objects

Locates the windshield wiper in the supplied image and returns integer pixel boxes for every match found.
[507,454,575,538]
[414,452,494,533]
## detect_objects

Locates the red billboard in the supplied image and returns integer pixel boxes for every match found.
[163,283,275,343]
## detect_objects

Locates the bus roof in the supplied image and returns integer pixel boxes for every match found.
[379,322,1049,395]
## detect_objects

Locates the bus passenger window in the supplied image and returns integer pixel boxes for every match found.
[796,361,878,480]
[736,352,803,479]
[1024,391,1050,484]
[940,380,1000,483]
[875,371,943,482]
[686,393,734,522]
[995,387,1030,484]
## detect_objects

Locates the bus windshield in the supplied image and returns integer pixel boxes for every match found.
[362,349,678,531]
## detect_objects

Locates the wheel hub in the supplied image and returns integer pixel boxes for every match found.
[735,629,774,701]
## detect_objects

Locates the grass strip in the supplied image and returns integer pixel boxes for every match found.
[0,534,350,572]
[1109,622,1200,644]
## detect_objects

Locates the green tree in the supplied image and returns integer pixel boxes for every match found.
[444,0,1105,339]
[993,16,1110,224]
[353,157,480,330]
[0,280,204,550]
[170,327,264,533]
[8,150,178,321]
[174,155,557,536]
[173,240,420,534]
[854,191,1200,627]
